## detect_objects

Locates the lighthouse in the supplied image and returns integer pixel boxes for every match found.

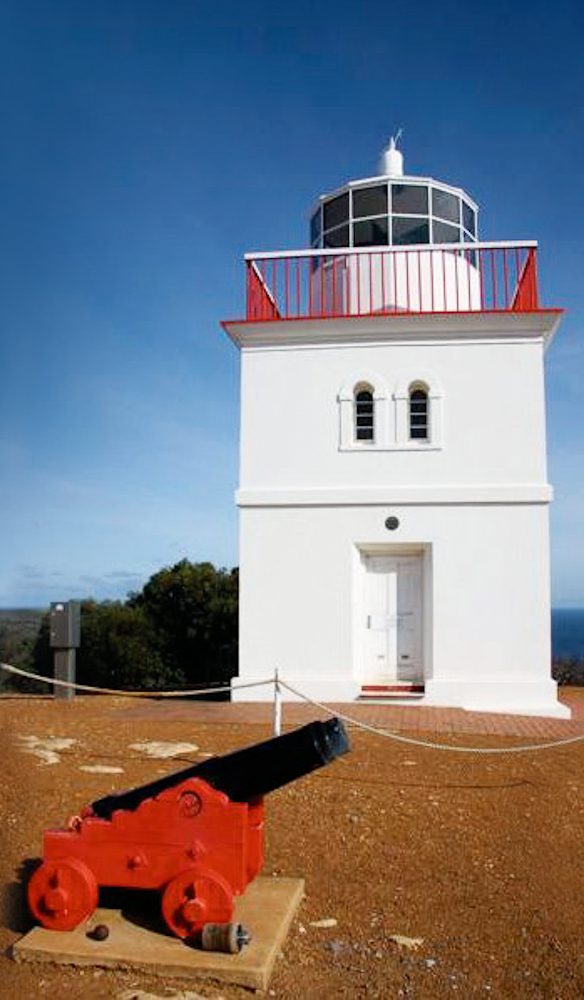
[222,138,568,718]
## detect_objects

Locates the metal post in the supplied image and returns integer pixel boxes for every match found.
[54,648,76,702]
[272,668,282,737]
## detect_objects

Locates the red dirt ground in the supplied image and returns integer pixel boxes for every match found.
[2,691,584,999]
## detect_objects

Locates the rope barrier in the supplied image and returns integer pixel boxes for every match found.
[3,658,584,754]
[0,661,274,699]
[278,679,584,755]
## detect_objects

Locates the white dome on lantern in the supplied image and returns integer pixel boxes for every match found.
[378,132,404,177]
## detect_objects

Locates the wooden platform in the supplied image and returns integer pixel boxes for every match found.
[12,876,305,991]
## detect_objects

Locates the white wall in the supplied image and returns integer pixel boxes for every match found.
[236,501,566,716]
[230,314,564,718]
[239,338,548,490]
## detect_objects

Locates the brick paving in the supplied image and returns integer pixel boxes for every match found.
[115,687,584,740]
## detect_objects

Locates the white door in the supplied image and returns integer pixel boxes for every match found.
[363,555,423,683]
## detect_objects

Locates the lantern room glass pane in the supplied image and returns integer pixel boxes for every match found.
[353,217,388,247]
[323,224,349,248]
[432,220,460,243]
[462,201,476,236]
[310,208,322,244]
[392,217,430,245]
[391,184,428,215]
[323,192,349,231]
[463,231,477,265]
[352,185,388,219]
[432,188,460,224]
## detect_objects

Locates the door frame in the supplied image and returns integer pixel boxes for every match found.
[352,542,432,685]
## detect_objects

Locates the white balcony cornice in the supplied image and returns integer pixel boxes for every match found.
[222,308,563,350]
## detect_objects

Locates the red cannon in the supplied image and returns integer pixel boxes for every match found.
[27,719,349,942]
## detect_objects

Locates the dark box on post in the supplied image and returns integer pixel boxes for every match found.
[50,601,81,649]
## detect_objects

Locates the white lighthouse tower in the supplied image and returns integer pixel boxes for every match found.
[223,138,568,718]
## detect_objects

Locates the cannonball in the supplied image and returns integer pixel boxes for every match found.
[88,923,109,941]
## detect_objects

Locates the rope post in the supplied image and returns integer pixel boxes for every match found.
[273,668,282,737]
[54,649,76,702]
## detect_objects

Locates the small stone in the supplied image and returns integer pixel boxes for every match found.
[310,918,338,928]
[425,958,437,968]
[388,934,424,951]
[129,741,199,759]
[79,765,124,774]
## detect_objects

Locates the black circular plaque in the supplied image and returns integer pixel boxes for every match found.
[385,516,400,531]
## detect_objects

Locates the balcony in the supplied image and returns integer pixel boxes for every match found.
[241,241,545,323]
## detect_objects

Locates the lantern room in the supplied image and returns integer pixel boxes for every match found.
[241,138,540,324]
[309,136,479,251]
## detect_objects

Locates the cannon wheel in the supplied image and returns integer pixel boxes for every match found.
[161,868,233,939]
[28,858,99,931]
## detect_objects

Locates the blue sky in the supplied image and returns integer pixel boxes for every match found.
[0,0,583,608]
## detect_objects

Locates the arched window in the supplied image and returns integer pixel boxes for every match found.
[355,385,374,441]
[409,385,429,440]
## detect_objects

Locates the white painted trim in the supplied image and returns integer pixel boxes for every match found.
[391,368,444,447]
[393,369,444,398]
[338,370,389,401]
[236,484,553,506]
[238,337,548,353]
[244,239,537,261]
[338,442,443,453]
[337,370,391,449]
[423,678,571,718]
[355,546,427,686]
[310,173,481,213]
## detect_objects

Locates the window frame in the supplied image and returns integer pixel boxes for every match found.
[338,372,389,451]
[338,370,442,451]
[393,370,443,449]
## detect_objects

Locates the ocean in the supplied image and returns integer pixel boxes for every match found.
[552,609,584,660]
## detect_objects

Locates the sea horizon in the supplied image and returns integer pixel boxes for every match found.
[2,605,584,660]
[552,608,584,659]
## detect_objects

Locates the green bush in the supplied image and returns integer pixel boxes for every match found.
[7,560,239,695]
[128,560,238,687]
[552,657,584,686]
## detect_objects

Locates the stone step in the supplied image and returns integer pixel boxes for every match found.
[361,683,424,694]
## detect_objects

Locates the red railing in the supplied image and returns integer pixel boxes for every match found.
[244,242,541,322]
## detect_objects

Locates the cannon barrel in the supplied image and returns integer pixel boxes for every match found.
[90,718,349,820]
